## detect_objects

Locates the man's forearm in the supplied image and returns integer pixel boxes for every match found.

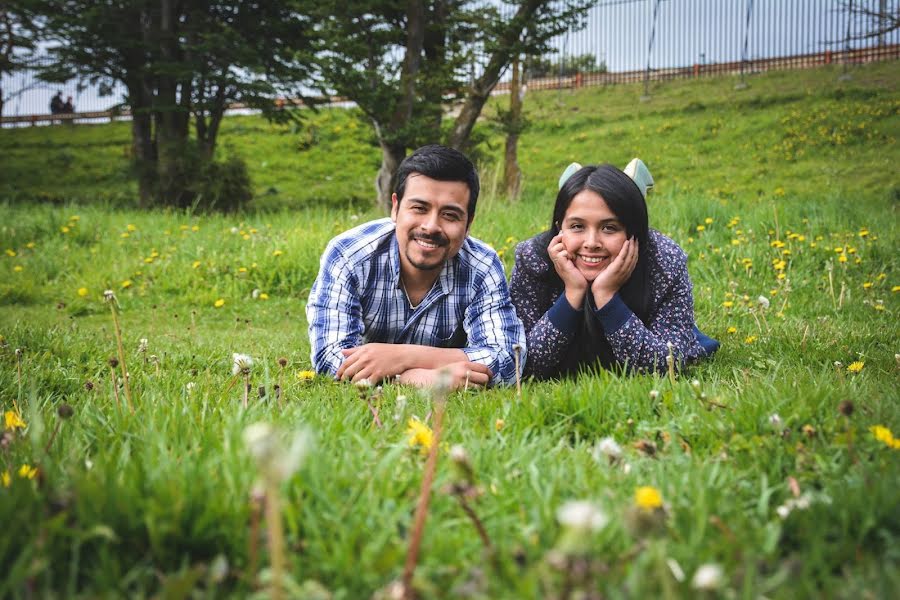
[395,345,469,371]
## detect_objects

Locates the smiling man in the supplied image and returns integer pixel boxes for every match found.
[306,145,525,390]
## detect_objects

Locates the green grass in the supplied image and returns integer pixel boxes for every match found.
[1,61,899,598]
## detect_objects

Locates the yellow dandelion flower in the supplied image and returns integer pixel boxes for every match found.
[18,464,37,479]
[495,418,505,432]
[13,265,23,272]
[722,301,734,308]
[242,234,251,241]
[121,279,132,289]
[505,236,515,244]
[120,232,129,238]
[859,229,870,238]
[77,287,88,297]
[406,418,434,456]
[838,255,847,263]
[847,361,864,374]
[726,326,737,334]
[61,226,70,234]
[259,293,269,300]
[273,250,283,257]
[1,470,9,488]
[192,260,201,269]
[744,335,757,344]
[892,285,900,293]
[704,217,713,224]
[143,257,154,264]
[238,267,248,273]
[214,298,225,308]
[770,240,785,249]
[696,225,706,232]
[297,370,316,381]
[5,249,15,257]
[5,410,26,430]
[870,425,900,449]
[179,225,189,231]
[69,215,80,221]
[874,304,885,311]
[635,486,663,510]
[26,242,35,248]
[191,225,200,232]
[126,224,137,232]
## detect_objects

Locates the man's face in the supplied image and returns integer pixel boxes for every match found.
[391,173,471,277]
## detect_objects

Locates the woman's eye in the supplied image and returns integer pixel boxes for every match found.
[569,223,583,231]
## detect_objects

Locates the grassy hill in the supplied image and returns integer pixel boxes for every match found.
[0,61,898,598]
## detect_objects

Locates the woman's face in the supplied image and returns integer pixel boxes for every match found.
[559,189,628,282]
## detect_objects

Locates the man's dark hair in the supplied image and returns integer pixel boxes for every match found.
[394,144,480,223]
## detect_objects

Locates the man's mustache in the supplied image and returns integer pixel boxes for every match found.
[412,232,449,247]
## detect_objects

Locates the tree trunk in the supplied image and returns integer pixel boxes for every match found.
[156,0,190,206]
[504,56,522,199]
[376,131,406,212]
[449,0,542,150]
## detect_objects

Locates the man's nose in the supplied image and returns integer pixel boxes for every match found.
[420,211,440,231]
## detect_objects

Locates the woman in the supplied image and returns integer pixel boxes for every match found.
[510,162,718,379]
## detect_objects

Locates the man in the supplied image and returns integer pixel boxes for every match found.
[307,144,525,390]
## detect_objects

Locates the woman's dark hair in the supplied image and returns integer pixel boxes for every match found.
[394,144,480,223]
[546,164,653,324]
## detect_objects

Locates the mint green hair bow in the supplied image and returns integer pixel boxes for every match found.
[557,158,654,200]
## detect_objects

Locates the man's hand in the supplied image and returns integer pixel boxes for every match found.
[548,233,589,309]
[591,237,639,308]
[397,361,492,391]
[336,343,409,383]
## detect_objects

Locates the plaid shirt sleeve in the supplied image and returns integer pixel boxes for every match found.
[306,241,364,376]
[462,252,527,385]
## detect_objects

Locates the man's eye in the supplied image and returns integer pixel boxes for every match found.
[442,212,461,221]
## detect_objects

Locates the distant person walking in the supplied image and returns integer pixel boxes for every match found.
[63,96,74,113]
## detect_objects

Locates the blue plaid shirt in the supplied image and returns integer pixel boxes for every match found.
[307,218,525,385]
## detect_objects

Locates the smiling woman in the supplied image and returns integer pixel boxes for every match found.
[510,162,719,379]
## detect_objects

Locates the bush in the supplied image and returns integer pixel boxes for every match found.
[189,155,253,212]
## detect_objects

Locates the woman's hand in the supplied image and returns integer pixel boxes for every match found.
[591,238,639,308]
[548,233,588,309]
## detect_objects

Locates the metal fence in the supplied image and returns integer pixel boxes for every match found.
[2,0,898,124]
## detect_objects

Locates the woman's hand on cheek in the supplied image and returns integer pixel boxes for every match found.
[548,233,588,309]
[591,238,639,308]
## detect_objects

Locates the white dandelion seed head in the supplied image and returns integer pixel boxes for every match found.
[354,378,373,389]
[251,288,261,299]
[350,214,359,221]
[691,563,724,591]
[185,382,196,392]
[691,379,701,390]
[833,361,843,368]
[757,295,770,309]
[230,227,239,234]
[666,558,686,582]
[776,504,791,519]
[232,353,253,376]
[595,437,622,460]
[103,289,116,302]
[556,500,608,532]
[622,462,632,474]
[449,444,469,465]
[666,341,675,351]
[138,338,148,353]
[769,413,782,428]
[649,389,660,400]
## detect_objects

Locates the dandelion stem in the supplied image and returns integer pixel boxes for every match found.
[264,480,285,600]
[457,495,492,551]
[247,492,263,588]
[44,420,62,454]
[402,397,448,598]
[513,345,522,400]
[243,374,250,409]
[365,396,383,428]
[109,304,134,414]
[109,366,121,412]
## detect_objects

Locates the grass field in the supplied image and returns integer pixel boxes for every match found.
[1,61,899,598]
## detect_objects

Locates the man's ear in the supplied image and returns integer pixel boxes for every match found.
[390,193,399,222]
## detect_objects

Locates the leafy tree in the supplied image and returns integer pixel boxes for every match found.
[310,0,590,210]
[0,0,40,117]
[36,0,316,208]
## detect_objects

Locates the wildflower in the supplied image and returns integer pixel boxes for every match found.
[406,418,434,456]
[13,266,22,272]
[691,563,724,591]
[1,470,9,487]
[191,225,199,232]
[77,287,88,297]
[649,389,660,400]
[893,285,900,293]
[214,298,225,308]
[696,225,705,232]
[18,464,37,479]
[802,424,816,438]
[744,335,756,344]
[121,280,132,289]
[704,217,713,224]
[594,437,623,463]
[769,413,783,429]
[726,326,737,334]
[297,370,316,381]
[634,486,663,511]
[847,361,864,374]
[4,410,26,431]
[4,249,15,257]
[232,353,253,376]
[137,338,149,354]
[273,250,283,257]
[722,301,734,308]
[870,425,900,449]
[757,295,770,309]
[192,260,201,269]
[259,293,269,300]
[251,289,261,299]
[186,382,196,393]
[354,378,373,389]
[862,282,873,289]
[556,500,608,532]
[495,418,505,431]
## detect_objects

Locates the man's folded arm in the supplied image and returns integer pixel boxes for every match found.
[462,257,526,385]
[306,247,364,376]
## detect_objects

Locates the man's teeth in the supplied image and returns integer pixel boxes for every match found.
[417,239,438,248]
